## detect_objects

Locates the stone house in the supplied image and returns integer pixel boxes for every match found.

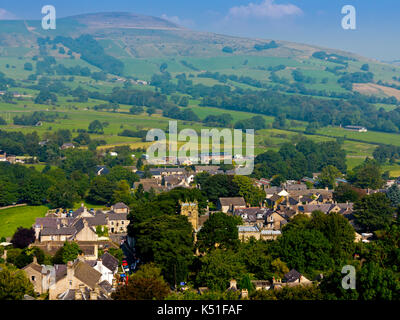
[218,197,246,213]
[273,269,312,289]
[88,252,119,285]
[49,259,103,300]
[251,280,271,291]
[23,257,53,295]
[111,202,129,214]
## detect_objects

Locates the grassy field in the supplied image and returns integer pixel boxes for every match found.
[0,206,48,239]
[317,127,400,147]
[2,51,400,176]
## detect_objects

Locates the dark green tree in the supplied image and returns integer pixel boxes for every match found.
[353,193,394,232]
[197,212,241,252]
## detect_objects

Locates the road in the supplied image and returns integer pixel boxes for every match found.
[120,240,137,272]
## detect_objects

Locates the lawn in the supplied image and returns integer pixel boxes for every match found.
[0,205,48,239]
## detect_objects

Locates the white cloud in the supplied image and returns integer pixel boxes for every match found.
[161,14,194,28]
[0,8,17,20]
[227,0,302,20]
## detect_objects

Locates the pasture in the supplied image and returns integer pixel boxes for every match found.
[0,205,48,239]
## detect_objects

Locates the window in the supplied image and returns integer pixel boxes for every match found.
[31,276,35,281]
[69,280,72,286]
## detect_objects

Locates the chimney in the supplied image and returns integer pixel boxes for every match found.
[67,261,74,284]
[229,279,237,290]
[75,284,85,300]
[94,244,98,260]
[241,289,248,299]
[94,285,100,296]
[112,278,118,289]
[75,290,82,300]
[90,291,98,300]
[33,256,38,264]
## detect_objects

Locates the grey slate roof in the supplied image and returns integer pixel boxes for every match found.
[101,252,119,272]
[107,212,128,221]
[219,197,246,207]
[284,269,302,283]
[35,217,59,228]
[54,264,67,282]
[41,227,75,236]
[99,280,113,294]
[112,202,129,209]
[73,261,102,289]
[85,214,108,227]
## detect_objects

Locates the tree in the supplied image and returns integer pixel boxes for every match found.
[361,64,370,72]
[0,265,35,300]
[386,184,400,208]
[333,183,361,203]
[112,180,133,205]
[197,212,241,253]
[147,107,156,116]
[129,106,144,115]
[357,262,400,300]
[21,175,51,205]
[47,181,79,208]
[34,89,57,105]
[270,258,289,279]
[62,149,96,174]
[112,263,170,300]
[0,181,19,206]
[132,215,194,286]
[198,174,240,205]
[52,242,82,264]
[87,176,116,205]
[310,211,355,262]
[88,120,104,134]
[179,96,189,107]
[233,175,266,206]
[2,92,13,103]
[196,249,246,291]
[318,165,342,189]
[251,283,323,300]
[23,62,33,71]
[348,158,384,190]
[272,114,287,129]
[276,217,335,275]
[11,227,35,249]
[353,193,394,232]
[107,166,139,185]
[239,274,254,292]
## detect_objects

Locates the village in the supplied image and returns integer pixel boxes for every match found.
[1,158,391,300]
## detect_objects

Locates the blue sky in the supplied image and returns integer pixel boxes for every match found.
[0,0,399,61]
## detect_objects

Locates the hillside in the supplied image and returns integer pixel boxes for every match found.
[1,12,400,97]
[2,12,400,176]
